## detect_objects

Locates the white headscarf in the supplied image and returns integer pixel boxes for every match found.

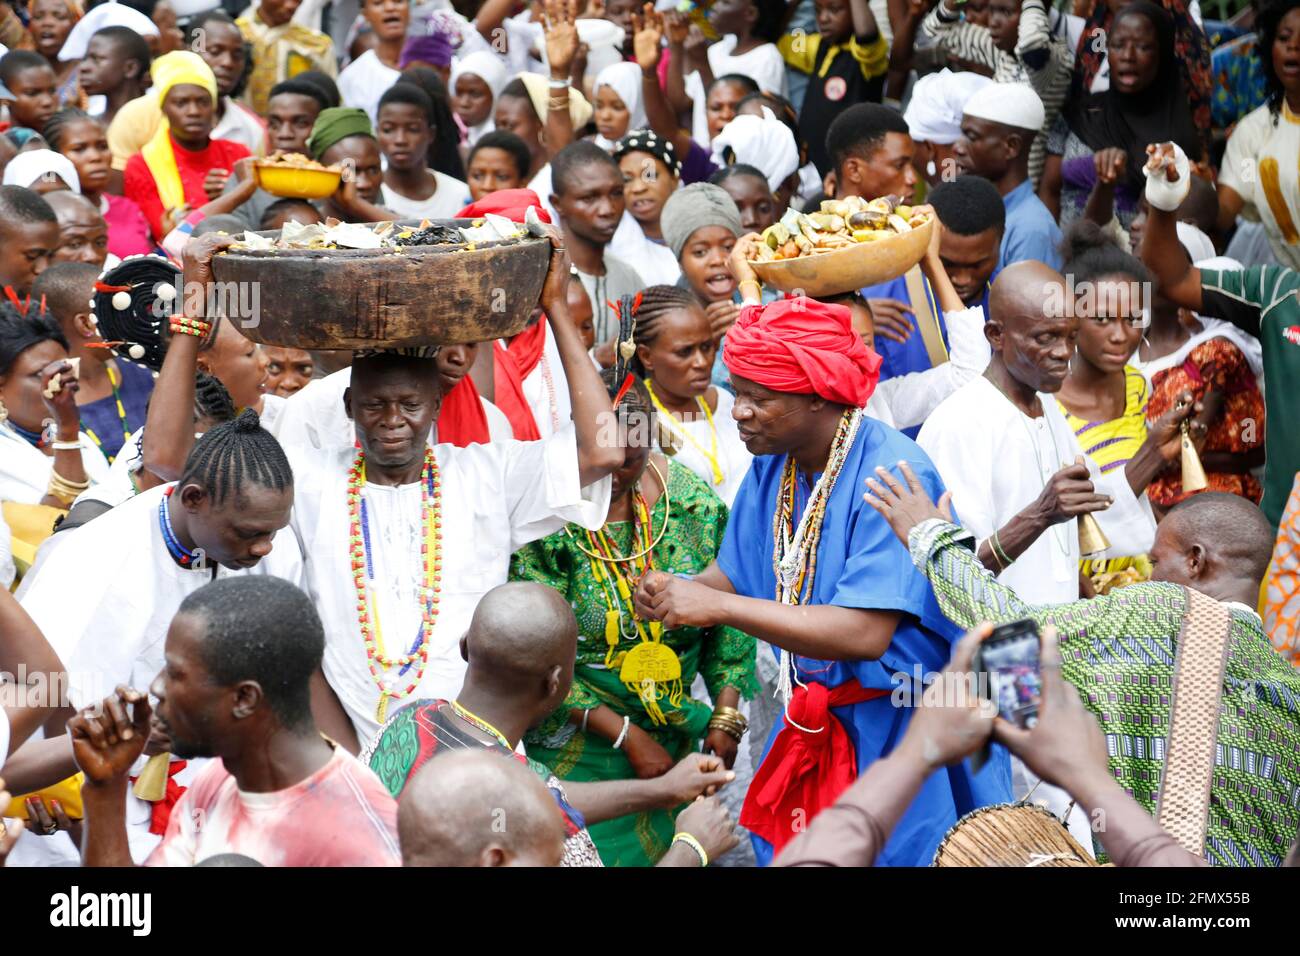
[904,69,993,145]
[58,1,159,62]
[592,62,648,152]
[710,108,799,193]
[2,149,80,193]
[450,51,511,147]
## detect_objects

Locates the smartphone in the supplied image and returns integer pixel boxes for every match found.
[979,619,1042,729]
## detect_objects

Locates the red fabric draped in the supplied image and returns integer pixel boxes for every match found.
[457,188,552,223]
[437,375,492,446]
[739,680,888,854]
[130,760,189,836]
[723,297,881,407]
[491,319,549,441]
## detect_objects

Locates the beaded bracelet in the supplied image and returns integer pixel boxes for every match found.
[169,316,212,338]
[672,832,709,867]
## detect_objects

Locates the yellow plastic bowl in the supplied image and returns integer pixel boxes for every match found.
[254,162,342,200]
[750,216,934,297]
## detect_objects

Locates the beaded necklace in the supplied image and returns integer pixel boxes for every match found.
[449,700,512,749]
[645,381,724,487]
[770,408,863,717]
[988,377,1072,557]
[83,362,132,464]
[158,488,198,568]
[538,351,561,432]
[7,420,47,448]
[348,446,443,724]
[568,462,681,724]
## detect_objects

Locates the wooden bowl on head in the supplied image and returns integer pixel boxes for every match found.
[749,216,934,297]
[253,161,342,200]
[209,220,551,350]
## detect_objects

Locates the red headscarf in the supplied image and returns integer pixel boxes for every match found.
[723,297,881,407]
[457,188,552,223]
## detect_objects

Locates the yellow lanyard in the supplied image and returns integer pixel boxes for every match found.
[646,382,724,487]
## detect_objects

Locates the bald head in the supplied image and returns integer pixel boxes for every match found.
[1151,492,1274,596]
[399,749,566,867]
[463,581,578,683]
[986,261,1075,394]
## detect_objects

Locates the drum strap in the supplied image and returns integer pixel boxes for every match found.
[1156,586,1233,857]
[903,266,949,369]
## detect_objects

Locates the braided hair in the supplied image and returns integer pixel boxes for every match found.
[91,256,182,372]
[194,371,237,425]
[176,408,294,506]
[626,285,701,379]
[42,108,96,153]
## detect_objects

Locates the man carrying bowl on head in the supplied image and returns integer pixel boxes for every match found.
[180,208,623,751]
[633,229,1013,868]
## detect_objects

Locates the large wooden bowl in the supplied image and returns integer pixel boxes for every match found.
[210,220,550,350]
[749,216,934,297]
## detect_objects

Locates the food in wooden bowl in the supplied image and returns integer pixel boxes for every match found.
[210,217,551,350]
[253,151,343,200]
[748,196,933,297]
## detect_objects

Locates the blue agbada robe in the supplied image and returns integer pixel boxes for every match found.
[718,416,1012,866]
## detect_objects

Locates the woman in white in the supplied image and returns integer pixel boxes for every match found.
[0,314,108,508]
[630,285,752,507]
[449,50,509,149]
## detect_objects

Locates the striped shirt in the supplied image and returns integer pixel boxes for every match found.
[921,0,1075,186]
[1059,366,1150,475]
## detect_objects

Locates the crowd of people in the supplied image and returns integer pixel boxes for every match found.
[0,0,1298,869]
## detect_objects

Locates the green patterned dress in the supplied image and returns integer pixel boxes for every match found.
[909,518,1300,866]
[509,461,759,866]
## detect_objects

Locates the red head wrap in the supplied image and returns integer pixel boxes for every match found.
[457,189,552,224]
[722,297,881,407]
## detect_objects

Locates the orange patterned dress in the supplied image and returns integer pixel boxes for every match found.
[1145,337,1265,508]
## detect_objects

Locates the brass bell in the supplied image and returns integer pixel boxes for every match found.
[1181,420,1208,493]
[132,752,171,802]
[1077,512,1111,559]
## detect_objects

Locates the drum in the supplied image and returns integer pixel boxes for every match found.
[932,802,1101,867]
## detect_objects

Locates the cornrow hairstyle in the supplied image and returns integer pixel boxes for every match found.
[42,107,98,153]
[626,284,700,379]
[194,370,237,425]
[91,255,182,373]
[91,25,152,80]
[176,408,294,507]
[0,304,67,377]
[468,129,531,181]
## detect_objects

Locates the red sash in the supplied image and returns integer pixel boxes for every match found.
[739,679,888,853]
[492,319,547,441]
[437,375,491,446]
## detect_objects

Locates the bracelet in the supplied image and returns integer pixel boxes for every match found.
[548,78,570,90]
[738,278,762,300]
[708,719,745,742]
[612,715,630,750]
[990,530,1014,570]
[580,708,591,734]
[671,832,709,867]
[47,468,91,505]
[50,439,83,451]
[169,316,212,338]
[981,538,1004,572]
[547,97,570,111]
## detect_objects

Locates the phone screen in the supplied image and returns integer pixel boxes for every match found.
[981,620,1042,728]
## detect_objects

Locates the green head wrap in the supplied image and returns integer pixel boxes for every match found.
[306,107,374,162]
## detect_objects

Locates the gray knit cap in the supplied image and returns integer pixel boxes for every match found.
[660,183,743,260]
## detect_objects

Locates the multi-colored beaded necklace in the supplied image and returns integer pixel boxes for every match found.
[770,408,862,715]
[348,446,443,724]
[567,461,681,723]
[83,362,132,464]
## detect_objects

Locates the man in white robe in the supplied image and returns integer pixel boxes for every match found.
[276,237,623,746]
[6,414,301,866]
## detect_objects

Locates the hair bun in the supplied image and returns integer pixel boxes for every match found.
[233,407,262,430]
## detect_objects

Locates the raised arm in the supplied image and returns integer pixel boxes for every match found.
[1137,143,1205,311]
[1014,0,1054,73]
[921,0,1000,70]
[540,230,624,485]
[542,0,581,159]
[886,0,931,102]
[634,6,695,159]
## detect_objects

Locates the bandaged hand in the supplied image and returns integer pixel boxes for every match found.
[1143,142,1190,212]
